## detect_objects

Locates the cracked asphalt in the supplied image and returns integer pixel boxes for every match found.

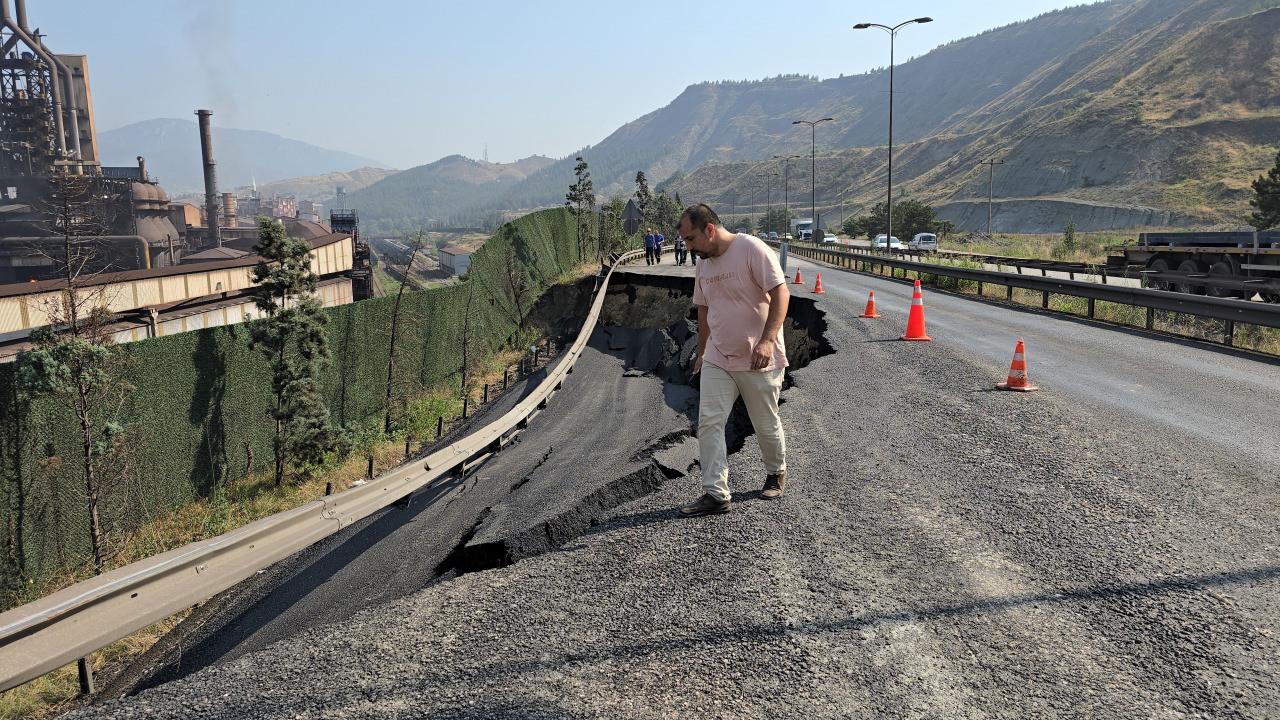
[77,255,1280,718]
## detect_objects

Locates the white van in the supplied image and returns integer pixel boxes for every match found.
[910,233,939,251]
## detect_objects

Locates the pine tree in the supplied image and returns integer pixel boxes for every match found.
[634,171,654,228]
[565,157,596,260]
[14,172,135,574]
[248,219,345,485]
[1250,150,1280,230]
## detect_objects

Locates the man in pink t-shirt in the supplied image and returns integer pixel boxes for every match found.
[676,203,790,517]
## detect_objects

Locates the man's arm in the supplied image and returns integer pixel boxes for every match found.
[751,282,790,370]
[693,304,709,375]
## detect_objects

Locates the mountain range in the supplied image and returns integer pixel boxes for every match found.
[351,0,1280,233]
[340,154,556,233]
[97,119,391,194]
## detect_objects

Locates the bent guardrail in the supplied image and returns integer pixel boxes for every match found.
[0,249,645,693]
[774,242,1280,345]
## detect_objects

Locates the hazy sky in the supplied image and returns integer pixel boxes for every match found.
[40,0,1092,169]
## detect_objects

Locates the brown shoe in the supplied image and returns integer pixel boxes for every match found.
[761,471,786,499]
[679,493,731,518]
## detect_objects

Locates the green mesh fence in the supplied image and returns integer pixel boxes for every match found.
[0,207,627,584]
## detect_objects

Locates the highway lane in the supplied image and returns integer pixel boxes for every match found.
[78,254,1280,718]
[785,253,1280,469]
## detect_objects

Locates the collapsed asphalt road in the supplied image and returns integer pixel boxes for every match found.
[111,330,703,695]
[77,262,1280,718]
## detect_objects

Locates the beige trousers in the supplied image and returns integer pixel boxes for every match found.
[698,362,786,501]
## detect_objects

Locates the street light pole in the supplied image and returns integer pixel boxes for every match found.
[854,17,932,252]
[793,118,833,233]
[979,157,1005,238]
[764,171,779,234]
[773,155,800,238]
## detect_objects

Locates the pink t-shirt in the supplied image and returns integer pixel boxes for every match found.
[692,233,789,372]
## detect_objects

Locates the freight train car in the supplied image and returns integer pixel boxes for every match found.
[1107,231,1280,301]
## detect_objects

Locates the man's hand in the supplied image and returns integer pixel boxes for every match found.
[691,354,703,376]
[751,338,775,370]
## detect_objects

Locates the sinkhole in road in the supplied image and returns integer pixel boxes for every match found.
[437,274,834,577]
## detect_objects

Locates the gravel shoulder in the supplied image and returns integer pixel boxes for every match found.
[77,264,1280,719]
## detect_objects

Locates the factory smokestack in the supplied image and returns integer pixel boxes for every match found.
[222,192,236,228]
[196,109,221,248]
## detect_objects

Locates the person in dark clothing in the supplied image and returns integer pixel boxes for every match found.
[655,231,665,263]
[644,229,657,265]
[674,234,687,265]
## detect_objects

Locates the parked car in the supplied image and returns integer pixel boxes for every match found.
[767,231,779,240]
[819,230,838,244]
[872,234,904,250]
[909,233,939,251]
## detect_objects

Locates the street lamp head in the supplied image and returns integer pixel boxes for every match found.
[852,22,872,29]
[820,117,834,123]
[791,120,803,125]
[914,17,933,24]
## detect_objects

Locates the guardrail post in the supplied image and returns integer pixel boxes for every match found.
[1146,307,1155,330]
[366,454,374,480]
[1224,319,1236,347]
[404,436,411,457]
[503,368,509,390]
[462,396,469,419]
[483,383,489,404]
[436,416,443,439]
[1042,290,1050,309]
[977,281,984,297]
[1006,285,1014,302]
[1087,298,1096,318]
[77,657,94,695]
[1101,269,1108,285]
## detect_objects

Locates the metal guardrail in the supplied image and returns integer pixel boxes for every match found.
[0,249,645,693]
[774,243,1280,345]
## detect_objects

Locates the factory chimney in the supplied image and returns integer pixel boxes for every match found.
[196,109,221,247]
[137,155,148,182]
[222,192,236,228]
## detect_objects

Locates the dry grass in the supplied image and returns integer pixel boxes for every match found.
[0,336,560,719]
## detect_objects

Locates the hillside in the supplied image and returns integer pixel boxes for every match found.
[651,0,1280,231]
[354,0,1278,233]
[342,154,555,234]
[98,119,390,194]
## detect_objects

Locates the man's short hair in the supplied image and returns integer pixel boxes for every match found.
[680,203,720,232]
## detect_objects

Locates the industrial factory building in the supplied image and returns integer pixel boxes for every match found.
[0,0,370,357]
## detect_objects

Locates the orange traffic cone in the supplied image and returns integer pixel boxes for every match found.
[996,339,1039,392]
[793,268,805,285]
[900,280,932,341]
[812,274,825,294]
[859,291,880,318]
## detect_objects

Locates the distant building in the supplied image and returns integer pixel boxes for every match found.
[297,199,323,223]
[439,246,472,276]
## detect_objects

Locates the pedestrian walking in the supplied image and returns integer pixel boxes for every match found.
[655,230,665,263]
[644,228,657,266]
[674,234,687,265]
[676,203,790,517]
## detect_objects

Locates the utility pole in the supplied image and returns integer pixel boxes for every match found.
[979,157,1005,238]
